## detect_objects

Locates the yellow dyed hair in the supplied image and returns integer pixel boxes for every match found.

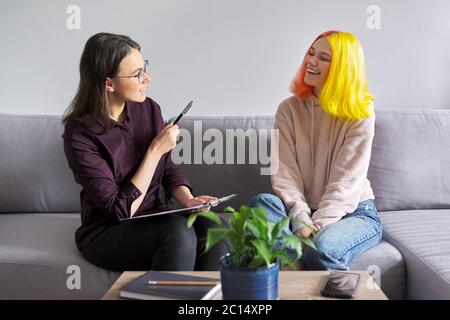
[291,31,374,121]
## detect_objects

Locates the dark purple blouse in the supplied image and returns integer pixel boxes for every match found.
[62,97,192,250]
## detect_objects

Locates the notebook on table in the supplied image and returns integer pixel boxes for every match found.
[120,194,238,222]
[119,271,222,300]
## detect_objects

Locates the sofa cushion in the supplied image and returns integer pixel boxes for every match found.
[349,240,406,300]
[0,114,81,213]
[368,109,450,211]
[0,213,120,299]
[380,209,450,299]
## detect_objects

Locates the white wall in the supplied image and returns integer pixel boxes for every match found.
[0,0,449,119]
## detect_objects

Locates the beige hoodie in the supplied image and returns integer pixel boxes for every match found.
[271,95,375,231]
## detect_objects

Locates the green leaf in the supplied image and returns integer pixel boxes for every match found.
[231,254,246,267]
[198,211,223,226]
[251,239,273,267]
[300,236,317,250]
[247,219,268,240]
[246,221,261,238]
[271,217,290,240]
[267,221,275,241]
[253,206,267,217]
[248,256,265,268]
[250,211,270,240]
[284,235,303,259]
[229,211,244,232]
[224,206,235,213]
[205,228,229,252]
[224,229,240,253]
[274,251,297,269]
[187,214,198,228]
[238,205,252,221]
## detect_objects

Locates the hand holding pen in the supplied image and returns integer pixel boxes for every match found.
[148,101,193,156]
[173,100,193,125]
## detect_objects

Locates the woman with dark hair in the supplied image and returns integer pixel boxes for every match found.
[62,32,226,271]
[250,31,382,271]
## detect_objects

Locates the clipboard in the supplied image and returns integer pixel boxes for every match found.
[120,194,238,222]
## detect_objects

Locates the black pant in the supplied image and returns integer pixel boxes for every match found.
[81,214,229,272]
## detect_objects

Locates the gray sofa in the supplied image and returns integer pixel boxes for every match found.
[1,109,449,300]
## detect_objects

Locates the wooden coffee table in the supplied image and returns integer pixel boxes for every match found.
[102,270,387,300]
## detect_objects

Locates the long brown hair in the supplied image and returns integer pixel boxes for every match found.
[62,32,140,131]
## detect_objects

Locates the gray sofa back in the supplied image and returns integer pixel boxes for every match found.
[0,114,80,213]
[368,110,450,211]
[1,109,449,213]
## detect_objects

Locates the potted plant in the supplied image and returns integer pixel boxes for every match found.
[187,205,316,300]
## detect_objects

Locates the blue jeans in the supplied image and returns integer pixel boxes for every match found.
[248,193,382,271]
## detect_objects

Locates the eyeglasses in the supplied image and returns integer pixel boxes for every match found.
[112,60,149,84]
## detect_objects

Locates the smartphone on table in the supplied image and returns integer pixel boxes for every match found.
[320,270,361,299]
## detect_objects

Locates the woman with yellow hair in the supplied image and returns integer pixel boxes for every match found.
[249,31,382,270]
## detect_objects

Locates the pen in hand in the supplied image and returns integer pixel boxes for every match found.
[173,100,193,125]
